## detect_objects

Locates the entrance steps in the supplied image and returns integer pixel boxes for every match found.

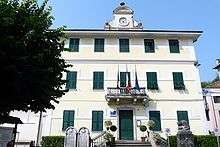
[113,140,152,147]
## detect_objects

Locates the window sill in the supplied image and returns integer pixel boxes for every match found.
[93,89,105,92]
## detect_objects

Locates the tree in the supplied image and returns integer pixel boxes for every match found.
[0,0,69,123]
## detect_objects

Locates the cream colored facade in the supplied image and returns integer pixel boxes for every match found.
[49,3,207,139]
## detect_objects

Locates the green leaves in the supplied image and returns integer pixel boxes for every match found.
[0,0,70,123]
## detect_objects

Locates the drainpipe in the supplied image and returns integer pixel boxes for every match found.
[36,111,43,147]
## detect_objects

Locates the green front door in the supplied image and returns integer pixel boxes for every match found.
[119,110,134,140]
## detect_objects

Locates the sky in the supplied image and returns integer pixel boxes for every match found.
[43,0,220,82]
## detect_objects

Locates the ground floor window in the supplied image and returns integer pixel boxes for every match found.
[177,111,189,124]
[63,110,75,130]
[149,111,161,131]
[92,111,103,131]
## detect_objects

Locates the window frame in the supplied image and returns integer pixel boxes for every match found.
[94,38,105,52]
[144,39,155,53]
[146,72,158,90]
[92,111,103,131]
[173,72,185,90]
[169,39,180,53]
[66,71,77,90]
[93,72,104,90]
[62,110,75,131]
[149,111,161,131]
[69,38,80,52]
[119,38,130,53]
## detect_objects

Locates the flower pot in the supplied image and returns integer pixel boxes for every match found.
[141,137,145,142]
[111,137,115,143]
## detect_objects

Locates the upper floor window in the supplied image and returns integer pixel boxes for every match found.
[119,39,129,52]
[63,110,75,130]
[93,72,104,89]
[146,72,158,90]
[69,38,79,52]
[66,71,77,89]
[214,96,220,103]
[144,39,155,53]
[173,72,185,90]
[94,38,104,52]
[169,40,180,53]
[120,72,130,87]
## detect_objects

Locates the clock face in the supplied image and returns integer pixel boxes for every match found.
[119,17,129,26]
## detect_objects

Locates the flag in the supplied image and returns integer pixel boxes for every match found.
[117,65,120,88]
[134,66,140,91]
[126,65,132,93]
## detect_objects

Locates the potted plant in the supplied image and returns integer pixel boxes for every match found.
[104,132,113,146]
[109,125,117,143]
[104,120,112,131]
[139,125,147,142]
[153,133,163,145]
[147,120,155,131]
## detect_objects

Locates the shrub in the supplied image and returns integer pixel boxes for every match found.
[41,136,64,147]
[167,135,218,147]
[110,125,117,132]
[140,125,147,132]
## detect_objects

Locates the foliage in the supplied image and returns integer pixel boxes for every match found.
[147,120,155,130]
[0,0,69,123]
[104,132,114,143]
[41,136,64,147]
[167,135,218,147]
[153,133,166,145]
[140,125,147,132]
[104,120,112,128]
[110,125,117,132]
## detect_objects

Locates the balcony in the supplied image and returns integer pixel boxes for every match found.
[105,87,149,106]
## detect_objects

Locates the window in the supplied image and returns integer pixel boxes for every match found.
[69,38,79,52]
[120,72,130,87]
[214,96,220,103]
[169,40,180,53]
[93,72,104,89]
[63,110,75,130]
[92,111,103,131]
[66,71,77,89]
[144,39,155,53]
[94,38,104,52]
[146,72,158,90]
[119,39,129,52]
[177,111,189,124]
[149,111,161,131]
[173,72,185,90]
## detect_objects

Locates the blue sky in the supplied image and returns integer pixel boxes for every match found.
[44,0,220,82]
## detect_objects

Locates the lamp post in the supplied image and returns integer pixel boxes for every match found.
[165,128,171,147]
[214,128,220,147]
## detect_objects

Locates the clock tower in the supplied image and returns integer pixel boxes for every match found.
[104,2,143,30]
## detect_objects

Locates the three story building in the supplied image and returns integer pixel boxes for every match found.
[49,2,206,140]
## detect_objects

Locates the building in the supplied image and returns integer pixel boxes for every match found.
[49,2,207,140]
[203,59,220,133]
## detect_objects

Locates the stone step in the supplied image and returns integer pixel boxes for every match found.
[112,140,152,147]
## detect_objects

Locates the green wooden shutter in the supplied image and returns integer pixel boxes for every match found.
[92,111,103,131]
[94,38,104,52]
[169,40,180,53]
[119,39,129,52]
[63,110,75,130]
[144,39,155,53]
[173,72,185,90]
[93,72,104,89]
[69,38,79,52]
[149,111,161,131]
[147,72,158,90]
[120,72,130,87]
[66,71,77,89]
[177,111,189,124]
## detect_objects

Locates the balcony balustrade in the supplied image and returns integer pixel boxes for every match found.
[105,87,149,106]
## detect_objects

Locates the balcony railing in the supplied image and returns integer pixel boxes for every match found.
[105,87,149,106]
[107,87,147,97]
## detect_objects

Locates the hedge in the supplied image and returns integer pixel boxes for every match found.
[41,136,64,147]
[168,135,219,147]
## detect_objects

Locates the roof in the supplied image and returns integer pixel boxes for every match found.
[207,81,220,89]
[63,29,203,33]
[113,2,134,15]
[213,64,220,69]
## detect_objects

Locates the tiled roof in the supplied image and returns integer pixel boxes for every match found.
[207,81,220,88]
[213,64,220,69]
